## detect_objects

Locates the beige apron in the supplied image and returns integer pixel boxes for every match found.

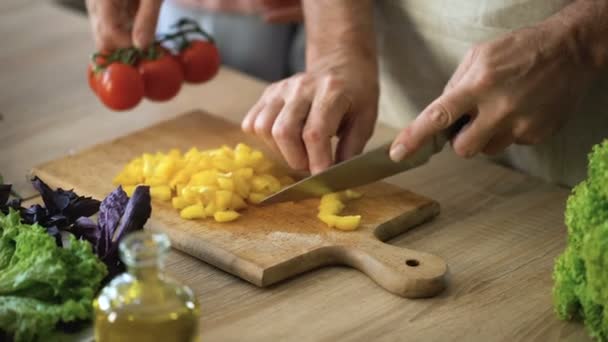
[375,0,608,187]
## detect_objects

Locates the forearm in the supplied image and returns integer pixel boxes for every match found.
[302,0,376,66]
[545,0,608,70]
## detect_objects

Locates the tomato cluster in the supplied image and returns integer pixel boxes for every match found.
[88,19,221,111]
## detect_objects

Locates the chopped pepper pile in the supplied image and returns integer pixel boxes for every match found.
[114,144,363,230]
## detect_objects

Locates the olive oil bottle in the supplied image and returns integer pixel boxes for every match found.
[94,231,200,342]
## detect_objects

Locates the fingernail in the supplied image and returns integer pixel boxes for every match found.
[390,144,407,162]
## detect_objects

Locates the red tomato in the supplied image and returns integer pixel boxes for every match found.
[87,55,107,94]
[97,63,144,111]
[138,51,184,101]
[178,40,220,83]
[87,63,99,93]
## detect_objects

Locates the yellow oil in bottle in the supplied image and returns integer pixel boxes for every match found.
[93,231,200,342]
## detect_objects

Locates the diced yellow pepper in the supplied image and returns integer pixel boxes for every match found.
[214,210,240,222]
[172,196,191,210]
[212,155,235,172]
[251,176,270,192]
[221,145,235,158]
[216,190,232,211]
[204,202,217,216]
[190,170,218,186]
[262,174,281,193]
[184,147,200,160]
[235,143,251,154]
[317,213,337,227]
[150,185,172,201]
[254,160,274,173]
[317,191,363,230]
[217,177,234,191]
[233,176,251,198]
[333,215,361,231]
[123,185,137,197]
[279,176,296,186]
[319,200,345,215]
[114,144,302,223]
[343,189,363,200]
[142,153,157,178]
[230,194,247,210]
[249,150,264,167]
[180,204,206,219]
[145,177,166,187]
[248,192,266,204]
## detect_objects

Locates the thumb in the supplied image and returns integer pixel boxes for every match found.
[132,0,162,49]
[390,85,476,162]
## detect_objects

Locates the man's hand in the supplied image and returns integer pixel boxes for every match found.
[85,0,162,51]
[390,1,608,162]
[242,49,378,174]
[242,0,378,174]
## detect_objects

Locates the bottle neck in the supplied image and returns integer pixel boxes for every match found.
[128,261,164,281]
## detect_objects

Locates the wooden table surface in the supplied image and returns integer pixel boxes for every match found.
[0,1,590,341]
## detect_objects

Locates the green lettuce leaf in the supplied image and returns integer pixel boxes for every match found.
[0,209,107,342]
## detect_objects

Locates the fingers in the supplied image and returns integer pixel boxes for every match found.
[272,98,311,171]
[390,85,476,162]
[132,0,162,48]
[242,99,264,134]
[482,129,513,155]
[88,0,132,51]
[253,97,284,154]
[303,83,351,174]
[451,112,503,158]
[335,111,376,163]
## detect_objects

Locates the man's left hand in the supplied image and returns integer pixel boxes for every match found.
[389,21,595,162]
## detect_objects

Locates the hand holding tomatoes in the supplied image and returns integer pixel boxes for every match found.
[87,19,221,111]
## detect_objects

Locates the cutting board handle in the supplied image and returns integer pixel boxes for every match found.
[339,239,447,298]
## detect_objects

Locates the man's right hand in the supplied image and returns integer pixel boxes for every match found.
[242,48,378,174]
[85,0,162,51]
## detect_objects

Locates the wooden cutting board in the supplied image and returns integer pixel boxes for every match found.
[32,110,447,298]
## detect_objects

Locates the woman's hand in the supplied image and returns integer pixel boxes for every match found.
[242,48,378,173]
[390,1,606,162]
[85,0,162,51]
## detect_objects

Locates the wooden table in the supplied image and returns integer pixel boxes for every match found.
[0,1,590,341]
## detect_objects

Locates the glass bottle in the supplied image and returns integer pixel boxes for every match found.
[93,231,200,342]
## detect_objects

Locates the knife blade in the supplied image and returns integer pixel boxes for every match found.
[260,115,470,205]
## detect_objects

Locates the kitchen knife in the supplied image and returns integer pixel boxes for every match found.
[261,116,469,205]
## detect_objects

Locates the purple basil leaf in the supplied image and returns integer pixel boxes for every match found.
[46,214,69,227]
[7,198,22,209]
[0,184,10,206]
[45,225,63,247]
[98,186,129,257]
[64,196,101,220]
[113,186,151,243]
[20,204,47,225]
[32,176,62,212]
[73,217,101,250]
[103,186,151,274]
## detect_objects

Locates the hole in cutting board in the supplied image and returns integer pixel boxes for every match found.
[405,259,419,267]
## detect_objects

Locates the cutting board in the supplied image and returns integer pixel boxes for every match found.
[32,110,447,298]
